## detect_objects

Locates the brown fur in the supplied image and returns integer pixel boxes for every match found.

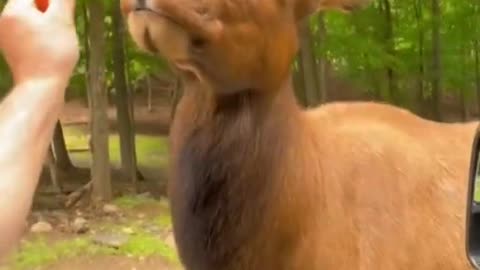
[121,0,478,269]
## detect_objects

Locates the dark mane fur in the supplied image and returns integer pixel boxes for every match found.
[170,88,301,270]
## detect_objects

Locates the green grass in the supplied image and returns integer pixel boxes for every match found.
[118,232,178,263]
[11,232,178,270]
[10,208,179,269]
[154,213,173,230]
[113,194,160,209]
[62,125,169,168]
[11,237,115,270]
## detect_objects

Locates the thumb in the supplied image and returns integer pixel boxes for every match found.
[46,0,76,23]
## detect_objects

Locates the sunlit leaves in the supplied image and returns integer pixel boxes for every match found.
[64,0,171,99]
[307,0,479,107]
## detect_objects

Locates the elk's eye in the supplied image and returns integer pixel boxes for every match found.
[191,36,207,51]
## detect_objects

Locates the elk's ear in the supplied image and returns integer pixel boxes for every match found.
[294,0,371,21]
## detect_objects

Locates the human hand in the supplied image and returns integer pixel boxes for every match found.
[0,0,79,85]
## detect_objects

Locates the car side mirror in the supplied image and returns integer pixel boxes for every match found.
[466,124,480,269]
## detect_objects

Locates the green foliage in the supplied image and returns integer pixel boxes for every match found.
[1,0,479,108]
[304,0,480,110]
[11,237,113,270]
[154,213,173,230]
[118,232,178,263]
[62,0,171,100]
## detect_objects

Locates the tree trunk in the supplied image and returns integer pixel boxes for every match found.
[381,0,397,104]
[123,35,145,182]
[46,145,62,193]
[170,77,183,120]
[298,18,319,107]
[316,13,328,104]
[112,0,138,191]
[52,121,74,170]
[82,1,91,108]
[350,13,381,100]
[474,40,480,116]
[460,89,469,121]
[82,0,94,152]
[147,76,153,112]
[414,0,425,116]
[431,0,442,121]
[293,56,307,107]
[87,0,112,202]
[460,47,469,121]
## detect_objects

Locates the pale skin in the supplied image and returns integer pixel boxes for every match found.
[0,0,79,259]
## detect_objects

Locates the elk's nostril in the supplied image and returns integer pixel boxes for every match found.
[135,0,147,11]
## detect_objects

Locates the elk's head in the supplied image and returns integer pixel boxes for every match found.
[121,0,369,94]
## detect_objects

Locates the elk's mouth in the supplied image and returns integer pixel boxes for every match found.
[142,27,159,53]
[128,3,213,83]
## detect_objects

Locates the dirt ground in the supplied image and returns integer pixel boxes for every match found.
[60,90,173,135]
[4,195,183,270]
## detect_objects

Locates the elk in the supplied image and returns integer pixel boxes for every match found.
[121,0,478,269]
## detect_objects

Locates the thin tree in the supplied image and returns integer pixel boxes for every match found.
[474,40,480,115]
[51,121,74,170]
[414,0,425,116]
[431,0,442,120]
[315,13,328,104]
[46,145,61,193]
[298,18,319,107]
[293,56,307,106]
[112,0,139,191]
[87,0,112,202]
[381,0,397,104]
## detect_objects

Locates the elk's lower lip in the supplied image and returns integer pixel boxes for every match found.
[133,8,182,28]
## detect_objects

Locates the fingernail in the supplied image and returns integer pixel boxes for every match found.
[35,0,49,12]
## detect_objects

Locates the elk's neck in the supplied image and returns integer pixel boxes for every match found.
[169,77,304,269]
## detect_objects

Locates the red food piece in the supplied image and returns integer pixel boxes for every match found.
[35,0,49,12]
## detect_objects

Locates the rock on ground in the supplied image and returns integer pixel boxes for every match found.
[30,221,53,233]
[102,204,120,214]
[92,232,129,249]
[72,217,89,234]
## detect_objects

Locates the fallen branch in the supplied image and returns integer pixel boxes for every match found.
[65,180,93,208]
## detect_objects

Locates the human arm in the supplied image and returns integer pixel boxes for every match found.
[0,0,78,257]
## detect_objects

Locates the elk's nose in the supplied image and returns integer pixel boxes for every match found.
[121,0,148,15]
